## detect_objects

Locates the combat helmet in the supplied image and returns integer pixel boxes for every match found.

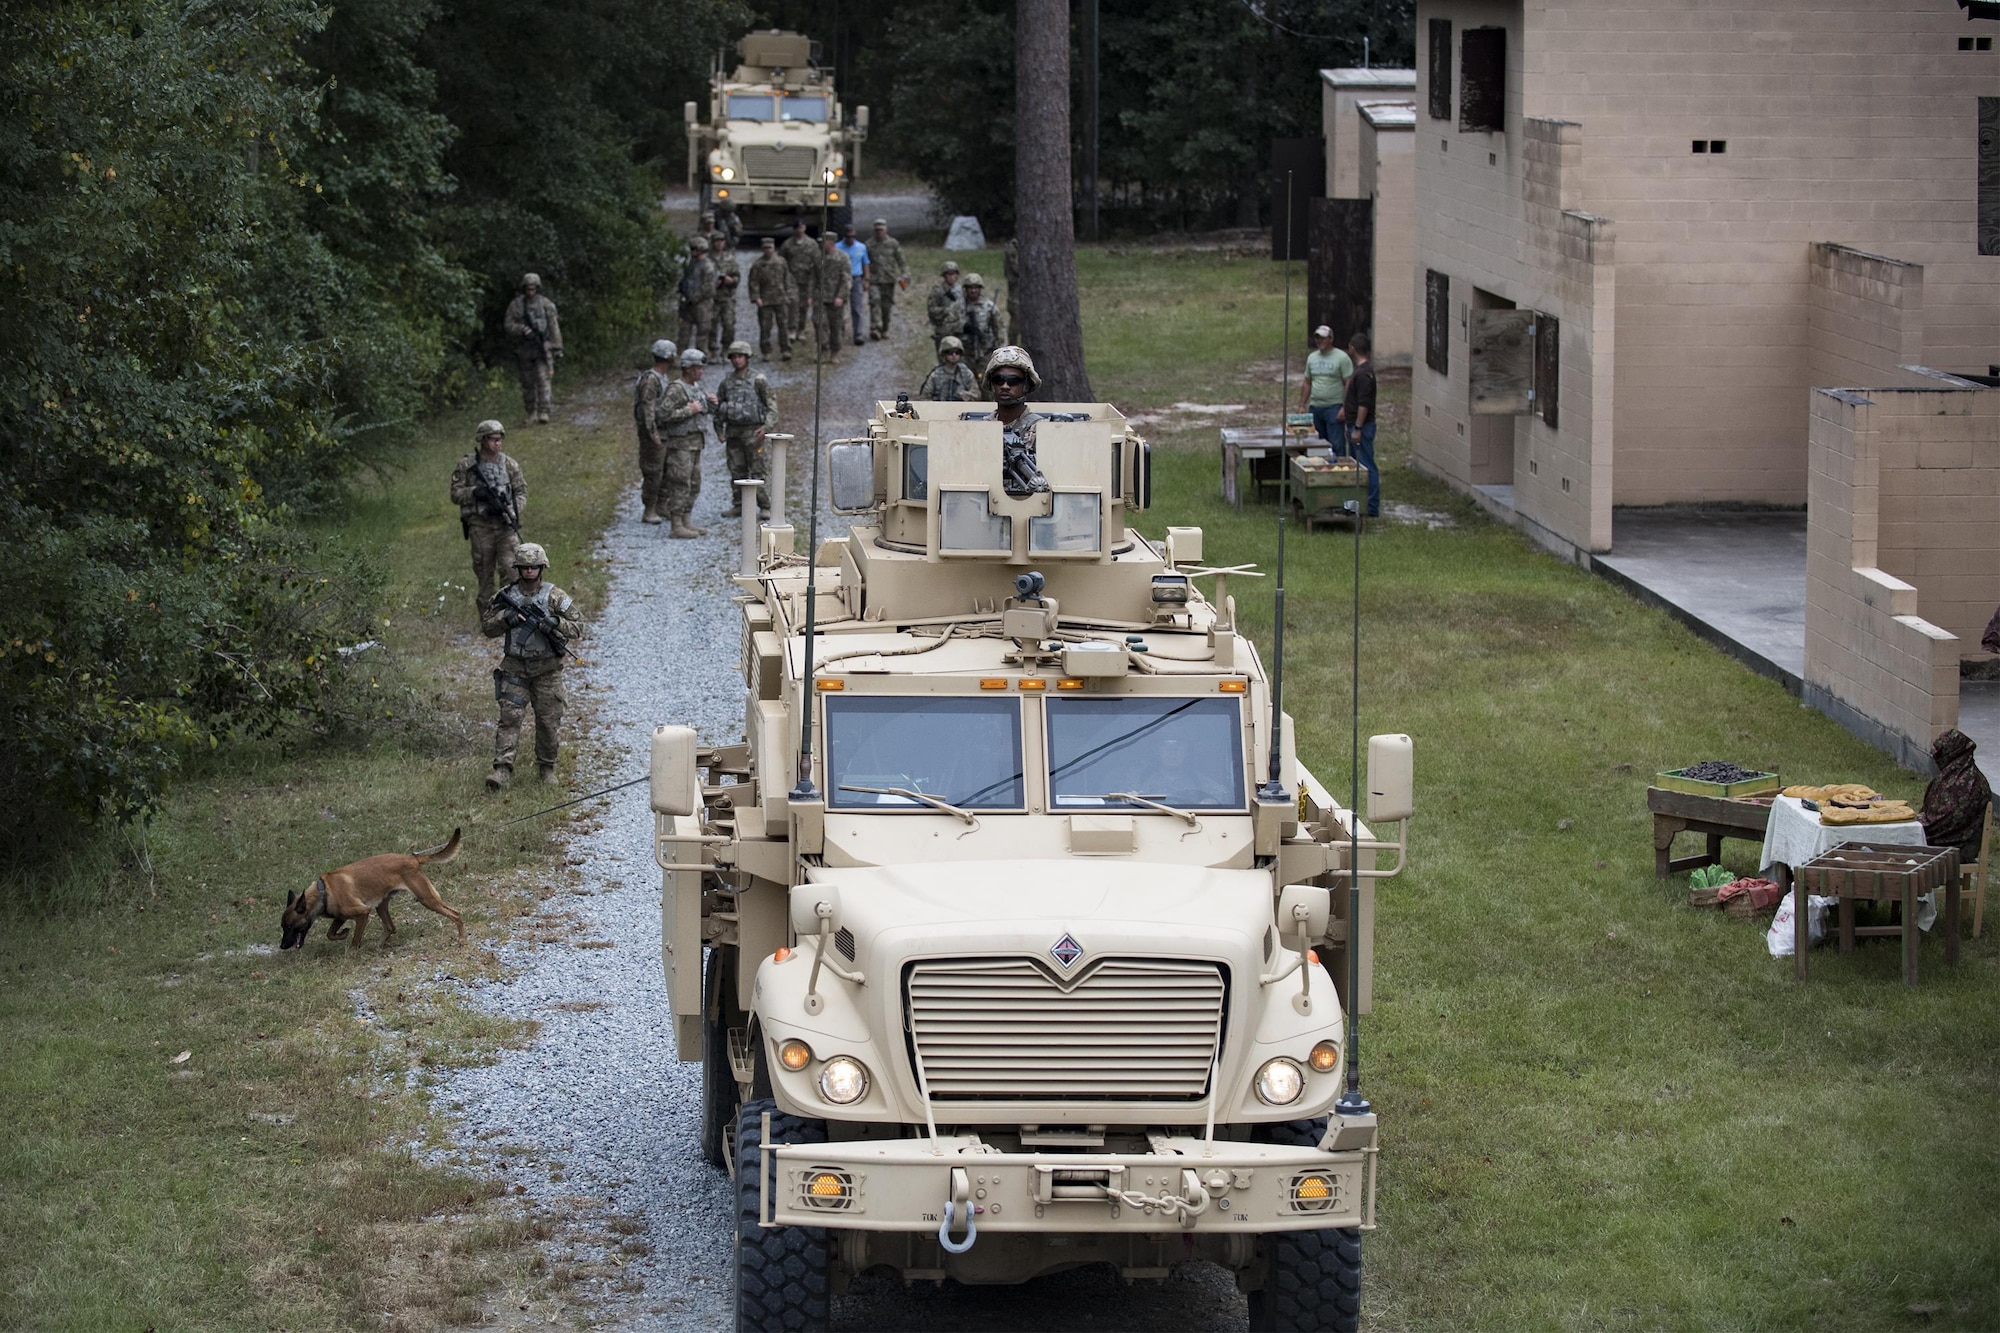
[963,272,985,288]
[651,338,678,362]
[521,272,541,289]
[940,260,960,275]
[727,340,754,358]
[513,542,549,569]
[983,345,1039,389]
[938,336,965,354]
[679,348,707,367]
[475,418,506,439]
[687,237,707,253]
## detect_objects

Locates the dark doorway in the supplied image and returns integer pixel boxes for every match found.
[1270,138,1325,260]
[1309,198,1373,347]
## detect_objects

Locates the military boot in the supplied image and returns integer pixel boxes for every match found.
[537,763,558,785]
[485,764,512,792]
[722,502,742,518]
[669,517,704,539]
[641,505,663,525]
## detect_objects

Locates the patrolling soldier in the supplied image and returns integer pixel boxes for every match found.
[779,218,818,342]
[676,237,717,359]
[748,236,794,360]
[481,542,580,791]
[812,232,849,363]
[449,420,525,612]
[659,347,719,538]
[718,341,778,517]
[867,217,908,341]
[926,260,965,354]
[708,232,742,355]
[503,273,564,423]
[959,272,1004,377]
[633,338,677,526]
[918,336,977,401]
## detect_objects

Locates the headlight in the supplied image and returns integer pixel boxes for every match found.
[1255,1057,1305,1106]
[819,1056,869,1105]
[778,1038,812,1072]
[1309,1040,1341,1073]
[721,166,735,181]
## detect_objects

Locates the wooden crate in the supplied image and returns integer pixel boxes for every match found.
[1654,766,1781,799]
[1796,844,1958,900]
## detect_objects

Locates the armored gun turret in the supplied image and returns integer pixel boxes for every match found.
[649,396,1414,1331]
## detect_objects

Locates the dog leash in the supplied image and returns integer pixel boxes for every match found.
[500,775,648,825]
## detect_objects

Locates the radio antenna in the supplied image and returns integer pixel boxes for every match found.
[1258,170,1295,803]
[791,176,833,800]
[1336,338,1370,1119]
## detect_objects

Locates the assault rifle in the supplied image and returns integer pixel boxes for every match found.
[493,584,577,660]
[472,478,519,532]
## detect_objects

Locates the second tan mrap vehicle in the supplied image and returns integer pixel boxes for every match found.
[650,398,1413,1332]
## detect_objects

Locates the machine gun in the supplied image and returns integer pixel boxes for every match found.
[493,584,577,660]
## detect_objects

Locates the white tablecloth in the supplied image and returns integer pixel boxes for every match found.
[1758,795,1930,873]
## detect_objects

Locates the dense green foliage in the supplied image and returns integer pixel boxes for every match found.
[0,0,725,847]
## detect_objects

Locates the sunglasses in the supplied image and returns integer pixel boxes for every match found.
[990,374,1028,387]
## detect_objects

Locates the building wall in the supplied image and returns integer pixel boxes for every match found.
[1808,244,1926,393]
[1322,69,1418,199]
[1412,0,2000,538]
[1360,116,1416,366]
[1804,388,1974,769]
[1872,386,2000,663]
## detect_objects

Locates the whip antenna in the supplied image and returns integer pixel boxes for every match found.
[1336,349,1370,1118]
[1258,170,1295,802]
[792,175,833,800]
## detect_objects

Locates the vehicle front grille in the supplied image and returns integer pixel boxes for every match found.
[740,144,816,184]
[905,957,1226,1101]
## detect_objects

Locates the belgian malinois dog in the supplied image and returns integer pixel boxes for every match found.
[281,828,465,950]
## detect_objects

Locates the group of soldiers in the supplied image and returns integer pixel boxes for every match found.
[916,251,1011,401]
[676,212,911,365]
[632,335,778,537]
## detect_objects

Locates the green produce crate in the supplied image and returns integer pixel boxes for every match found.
[1655,766,1781,799]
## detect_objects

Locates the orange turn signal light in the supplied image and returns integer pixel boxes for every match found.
[1219,679,1248,693]
[774,946,793,963]
[1056,679,1085,690]
[1295,1174,1332,1200]
[815,679,844,691]
[778,1038,813,1071]
[808,1172,847,1198]
[1018,679,1046,691]
[979,678,1009,690]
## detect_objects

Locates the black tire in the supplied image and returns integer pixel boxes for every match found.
[733,1098,831,1333]
[700,947,740,1171]
[1247,1117,1361,1333]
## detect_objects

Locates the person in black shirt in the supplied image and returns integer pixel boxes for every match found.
[1341,331,1380,518]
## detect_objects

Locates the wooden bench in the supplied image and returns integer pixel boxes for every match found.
[1646,786,1773,879]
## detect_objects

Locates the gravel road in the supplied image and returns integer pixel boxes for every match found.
[431,270,1253,1330]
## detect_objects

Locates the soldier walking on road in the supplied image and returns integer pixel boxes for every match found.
[959,273,1004,378]
[449,420,525,612]
[481,542,580,791]
[503,274,564,423]
[718,342,779,517]
[748,236,794,361]
[659,347,719,538]
[707,232,742,354]
[676,237,717,358]
[634,338,677,526]
[868,217,908,341]
[927,260,965,354]
[812,232,850,363]
[780,219,818,341]
[918,337,977,402]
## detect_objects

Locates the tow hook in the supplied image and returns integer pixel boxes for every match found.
[939,1166,977,1254]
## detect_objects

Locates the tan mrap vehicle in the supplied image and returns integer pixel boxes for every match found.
[648,397,1413,1332]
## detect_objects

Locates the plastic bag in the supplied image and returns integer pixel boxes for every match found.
[1766,891,1838,958]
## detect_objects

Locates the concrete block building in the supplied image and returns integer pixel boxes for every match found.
[1318,69,1417,365]
[1409,0,2000,558]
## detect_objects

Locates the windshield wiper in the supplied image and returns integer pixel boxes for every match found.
[838,785,980,826]
[1106,792,1202,829]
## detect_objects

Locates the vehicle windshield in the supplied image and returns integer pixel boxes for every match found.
[726,93,777,121]
[1047,696,1247,811]
[826,696,1024,810]
[780,95,829,122]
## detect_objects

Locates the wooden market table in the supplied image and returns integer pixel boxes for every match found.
[1646,787,1773,879]
[1219,427,1329,507]
[1792,843,1961,985]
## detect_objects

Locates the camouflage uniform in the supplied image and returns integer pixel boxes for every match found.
[959,285,1005,376]
[658,371,716,527]
[780,229,819,339]
[812,243,849,362]
[676,243,717,357]
[748,247,794,359]
[918,358,978,402]
[717,355,779,514]
[868,225,908,339]
[926,274,965,352]
[633,363,674,521]
[449,446,526,610]
[503,285,563,421]
[480,573,579,779]
[708,242,742,351]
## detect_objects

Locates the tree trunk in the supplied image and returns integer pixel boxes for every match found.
[1014,0,1092,402]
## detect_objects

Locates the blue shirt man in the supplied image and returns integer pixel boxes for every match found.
[835,225,870,345]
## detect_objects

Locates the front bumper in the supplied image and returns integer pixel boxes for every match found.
[759,1115,1378,1235]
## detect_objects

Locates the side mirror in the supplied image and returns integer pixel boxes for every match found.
[789,883,841,936]
[855,105,870,131]
[1366,733,1414,823]
[650,724,701,816]
[1165,525,1203,568]
[1277,884,1331,938]
[828,440,875,513]
[684,100,699,125]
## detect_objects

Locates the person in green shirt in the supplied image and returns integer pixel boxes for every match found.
[1300,323,1354,447]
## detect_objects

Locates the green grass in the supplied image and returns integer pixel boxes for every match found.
[1087,247,2000,1328]
[0,374,630,1330]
